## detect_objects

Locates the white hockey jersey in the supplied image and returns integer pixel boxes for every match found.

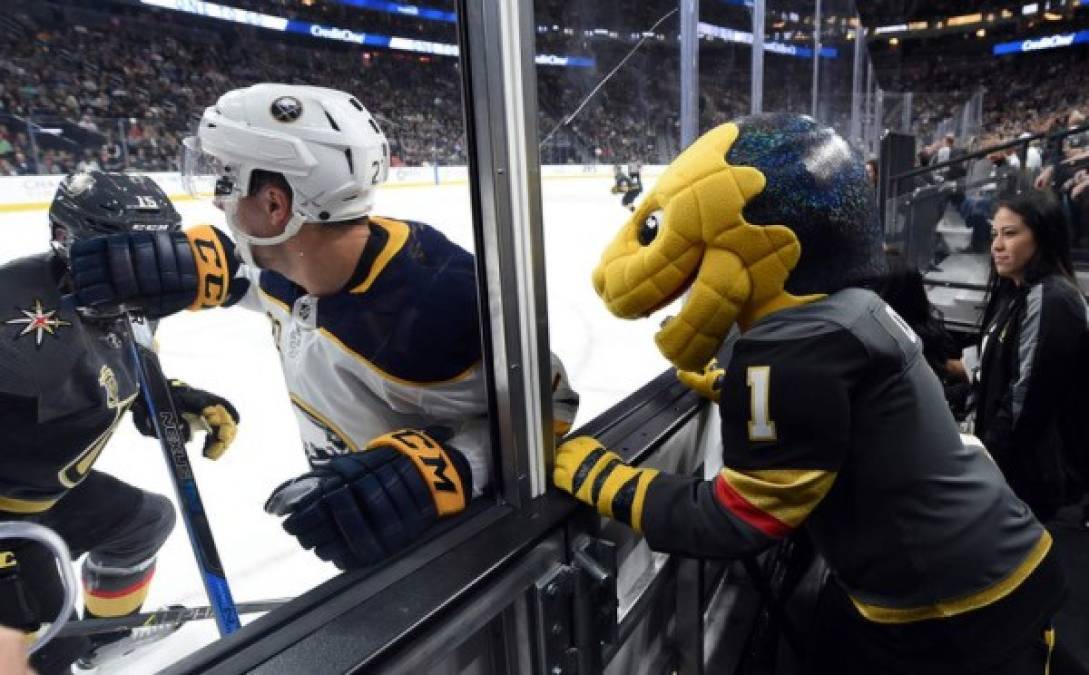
[233,216,577,493]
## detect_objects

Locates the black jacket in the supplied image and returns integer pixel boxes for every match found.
[976,274,1089,518]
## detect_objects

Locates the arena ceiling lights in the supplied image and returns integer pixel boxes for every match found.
[138,0,595,67]
[871,0,1082,36]
[874,11,988,36]
[697,22,839,59]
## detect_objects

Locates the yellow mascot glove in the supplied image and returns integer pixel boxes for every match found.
[676,357,724,403]
[554,436,659,532]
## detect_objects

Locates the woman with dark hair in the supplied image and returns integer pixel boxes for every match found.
[975,189,1089,521]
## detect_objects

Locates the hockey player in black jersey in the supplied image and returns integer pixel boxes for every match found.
[554,115,1084,673]
[0,171,240,673]
[611,163,643,211]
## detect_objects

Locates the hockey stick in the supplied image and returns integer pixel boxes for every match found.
[539,7,678,150]
[122,313,241,636]
[55,598,289,638]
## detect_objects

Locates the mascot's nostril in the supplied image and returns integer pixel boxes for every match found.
[638,210,663,246]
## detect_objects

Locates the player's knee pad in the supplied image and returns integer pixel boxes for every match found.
[89,491,175,571]
[130,492,176,559]
[140,492,177,552]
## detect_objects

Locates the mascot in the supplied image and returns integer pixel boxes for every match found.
[554,115,1073,674]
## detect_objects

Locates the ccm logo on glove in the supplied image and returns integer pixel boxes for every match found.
[265,428,473,569]
[368,430,466,515]
[187,224,232,310]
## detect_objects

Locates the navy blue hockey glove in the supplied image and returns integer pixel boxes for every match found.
[264,429,473,570]
[131,380,240,460]
[69,225,245,318]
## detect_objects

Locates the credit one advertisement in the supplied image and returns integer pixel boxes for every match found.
[140,0,594,67]
[993,30,1089,55]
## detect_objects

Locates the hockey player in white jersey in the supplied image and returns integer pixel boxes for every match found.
[68,84,579,570]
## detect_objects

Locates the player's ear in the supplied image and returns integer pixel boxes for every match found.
[263,184,292,228]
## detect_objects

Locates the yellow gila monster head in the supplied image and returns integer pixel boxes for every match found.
[593,123,805,371]
[592,115,884,371]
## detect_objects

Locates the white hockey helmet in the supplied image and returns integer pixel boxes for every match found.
[181,83,389,260]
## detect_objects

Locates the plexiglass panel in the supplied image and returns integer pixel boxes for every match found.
[0,0,492,670]
[535,2,684,423]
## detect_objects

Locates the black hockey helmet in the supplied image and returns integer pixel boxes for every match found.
[49,170,182,259]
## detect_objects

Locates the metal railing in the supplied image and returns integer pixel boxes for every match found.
[0,112,182,175]
[885,122,1089,266]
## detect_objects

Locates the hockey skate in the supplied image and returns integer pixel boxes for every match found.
[72,609,184,671]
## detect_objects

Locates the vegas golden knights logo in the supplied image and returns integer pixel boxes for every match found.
[58,366,138,487]
[100,364,120,409]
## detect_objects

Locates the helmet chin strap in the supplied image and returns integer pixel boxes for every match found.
[223,199,307,269]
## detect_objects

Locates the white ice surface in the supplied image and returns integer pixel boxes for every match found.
[0,175,678,672]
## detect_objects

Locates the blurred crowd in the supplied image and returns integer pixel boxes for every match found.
[887,45,1089,150]
[0,3,466,176]
[1,1,1088,177]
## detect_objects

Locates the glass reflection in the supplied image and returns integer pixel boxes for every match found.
[537,2,686,424]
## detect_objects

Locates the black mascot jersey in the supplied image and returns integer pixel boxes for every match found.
[642,289,1053,623]
[0,253,139,514]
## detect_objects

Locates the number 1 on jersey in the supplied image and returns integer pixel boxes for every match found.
[747,366,777,441]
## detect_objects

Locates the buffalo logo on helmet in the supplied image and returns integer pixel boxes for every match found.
[270,96,304,123]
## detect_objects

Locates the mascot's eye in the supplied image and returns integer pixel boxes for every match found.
[638,210,663,246]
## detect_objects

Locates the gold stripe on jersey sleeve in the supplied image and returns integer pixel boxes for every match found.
[259,273,480,386]
[257,287,291,313]
[350,216,411,295]
[58,390,138,489]
[0,494,58,514]
[316,326,480,386]
[849,530,1052,624]
[719,467,837,529]
[289,393,360,453]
